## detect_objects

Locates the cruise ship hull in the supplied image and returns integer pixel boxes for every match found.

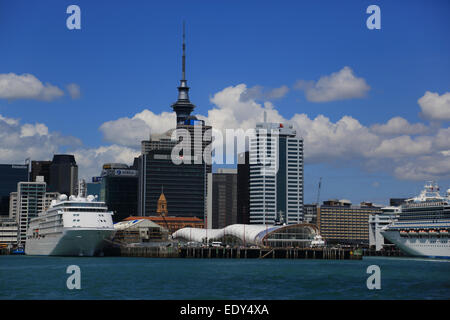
[25,228,115,256]
[382,230,450,259]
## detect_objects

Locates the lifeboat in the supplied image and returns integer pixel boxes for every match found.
[428,230,438,236]
[439,229,449,237]
[418,230,428,236]
[399,230,408,237]
[408,230,418,236]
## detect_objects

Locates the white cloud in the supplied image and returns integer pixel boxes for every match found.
[71,145,140,180]
[239,85,289,101]
[20,123,49,137]
[0,114,81,163]
[99,109,176,147]
[294,66,370,102]
[2,81,449,182]
[0,73,64,101]
[370,135,434,158]
[370,117,428,135]
[66,83,81,99]
[418,91,450,121]
[98,84,450,181]
[394,154,450,180]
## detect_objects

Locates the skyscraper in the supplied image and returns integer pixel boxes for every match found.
[30,161,51,184]
[0,164,29,216]
[237,151,250,224]
[211,168,237,229]
[49,155,78,196]
[138,132,207,219]
[100,163,138,222]
[15,181,46,245]
[249,120,304,225]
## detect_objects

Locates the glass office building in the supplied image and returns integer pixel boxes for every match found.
[100,166,138,223]
[0,164,29,216]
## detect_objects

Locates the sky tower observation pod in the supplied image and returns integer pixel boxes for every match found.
[172,223,320,248]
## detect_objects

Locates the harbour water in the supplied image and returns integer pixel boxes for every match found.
[0,256,449,299]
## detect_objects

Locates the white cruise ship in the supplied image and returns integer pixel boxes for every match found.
[25,194,115,256]
[381,182,450,259]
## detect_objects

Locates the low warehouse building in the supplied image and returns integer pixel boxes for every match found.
[114,219,169,244]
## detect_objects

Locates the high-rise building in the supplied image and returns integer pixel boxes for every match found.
[249,120,304,225]
[303,204,318,225]
[237,152,250,224]
[30,161,51,184]
[49,154,78,196]
[0,164,29,216]
[100,164,138,222]
[211,168,237,229]
[139,132,207,219]
[318,200,382,245]
[87,176,102,198]
[14,181,46,245]
[138,25,211,221]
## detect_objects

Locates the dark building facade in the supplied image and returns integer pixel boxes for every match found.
[212,169,237,229]
[31,161,51,184]
[49,155,78,196]
[390,198,407,206]
[139,143,207,220]
[0,164,29,216]
[237,151,250,224]
[100,165,138,223]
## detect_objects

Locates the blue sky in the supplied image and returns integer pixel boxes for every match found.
[0,0,449,205]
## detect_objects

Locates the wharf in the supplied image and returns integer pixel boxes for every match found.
[111,245,362,260]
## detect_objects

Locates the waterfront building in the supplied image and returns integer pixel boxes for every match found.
[237,151,250,224]
[369,206,400,251]
[100,164,138,222]
[0,216,18,247]
[114,219,169,243]
[48,154,78,196]
[0,164,29,216]
[318,200,382,245]
[210,168,237,229]
[303,204,318,225]
[173,223,320,248]
[249,118,304,225]
[15,181,47,245]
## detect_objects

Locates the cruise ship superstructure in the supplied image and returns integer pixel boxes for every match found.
[381,182,450,259]
[25,194,115,256]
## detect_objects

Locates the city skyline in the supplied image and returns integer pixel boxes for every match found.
[1,0,449,205]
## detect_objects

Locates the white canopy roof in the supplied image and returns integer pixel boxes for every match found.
[172,224,282,246]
